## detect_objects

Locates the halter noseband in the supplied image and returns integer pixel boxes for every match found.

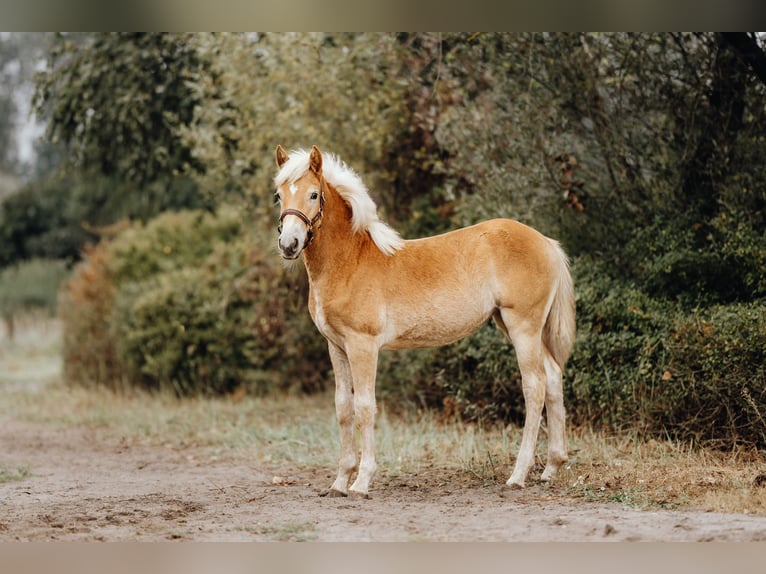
[278,184,325,249]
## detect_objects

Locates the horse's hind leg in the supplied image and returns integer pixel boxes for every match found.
[494,310,546,488]
[541,349,567,481]
[507,344,547,487]
[325,341,357,497]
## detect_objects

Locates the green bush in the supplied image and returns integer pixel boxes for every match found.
[565,259,675,430]
[107,208,243,283]
[565,258,766,448]
[61,207,331,395]
[61,208,246,390]
[114,265,262,395]
[662,302,766,447]
[622,213,766,307]
[113,240,328,396]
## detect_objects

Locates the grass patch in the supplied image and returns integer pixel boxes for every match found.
[0,464,31,484]
[234,521,319,542]
[262,521,318,542]
[555,429,766,514]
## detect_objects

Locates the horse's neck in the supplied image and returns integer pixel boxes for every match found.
[303,186,369,281]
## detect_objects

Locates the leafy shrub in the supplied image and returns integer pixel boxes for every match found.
[60,208,245,390]
[662,302,766,447]
[107,208,242,284]
[565,259,675,430]
[113,241,328,396]
[566,258,766,448]
[61,208,331,395]
[114,264,263,395]
[59,241,122,387]
[623,213,766,307]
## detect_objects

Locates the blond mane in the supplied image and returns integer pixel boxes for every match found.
[274,149,404,255]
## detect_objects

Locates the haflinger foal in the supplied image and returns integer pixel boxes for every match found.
[273,145,576,498]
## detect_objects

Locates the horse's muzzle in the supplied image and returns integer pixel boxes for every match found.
[278,237,301,259]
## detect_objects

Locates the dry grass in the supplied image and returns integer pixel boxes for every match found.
[558,428,766,514]
[3,317,766,515]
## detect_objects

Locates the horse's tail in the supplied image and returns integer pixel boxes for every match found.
[543,239,576,369]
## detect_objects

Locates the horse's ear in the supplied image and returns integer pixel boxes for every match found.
[309,145,322,175]
[275,145,289,168]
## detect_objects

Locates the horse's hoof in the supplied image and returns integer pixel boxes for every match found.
[505,479,525,490]
[319,488,348,498]
[349,490,371,500]
[540,466,560,482]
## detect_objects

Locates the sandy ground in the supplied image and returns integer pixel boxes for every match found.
[2,415,766,542]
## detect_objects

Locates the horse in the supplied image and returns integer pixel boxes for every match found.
[273,144,576,498]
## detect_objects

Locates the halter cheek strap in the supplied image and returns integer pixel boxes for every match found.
[278,190,325,249]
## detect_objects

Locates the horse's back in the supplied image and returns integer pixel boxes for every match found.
[398,218,557,276]
[373,219,562,349]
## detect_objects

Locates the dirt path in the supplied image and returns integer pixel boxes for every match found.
[2,416,766,541]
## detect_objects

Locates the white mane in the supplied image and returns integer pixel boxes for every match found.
[274,149,404,255]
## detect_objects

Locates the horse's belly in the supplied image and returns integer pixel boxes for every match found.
[381,304,493,350]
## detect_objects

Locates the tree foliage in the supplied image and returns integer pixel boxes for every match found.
[33,33,210,188]
[0,170,203,268]
[0,33,211,269]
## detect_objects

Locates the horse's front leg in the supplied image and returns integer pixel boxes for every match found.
[345,336,380,498]
[324,341,357,497]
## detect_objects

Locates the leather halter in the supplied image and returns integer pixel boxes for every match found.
[278,184,325,249]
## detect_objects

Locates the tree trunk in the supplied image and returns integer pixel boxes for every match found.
[680,33,747,219]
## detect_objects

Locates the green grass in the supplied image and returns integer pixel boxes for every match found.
[0,464,31,484]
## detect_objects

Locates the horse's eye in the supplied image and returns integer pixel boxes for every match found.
[310,192,319,200]
[274,192,281,204]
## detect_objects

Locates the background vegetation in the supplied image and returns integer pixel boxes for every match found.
[2,32,765,449]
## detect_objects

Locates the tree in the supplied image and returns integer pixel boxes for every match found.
[33,33,211,189]
[0,33,23,175]
[0,33,46,182]
[8,32,211,259]
[182,33,414,211]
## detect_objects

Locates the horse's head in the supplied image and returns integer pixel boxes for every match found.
[274,144,325,260]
